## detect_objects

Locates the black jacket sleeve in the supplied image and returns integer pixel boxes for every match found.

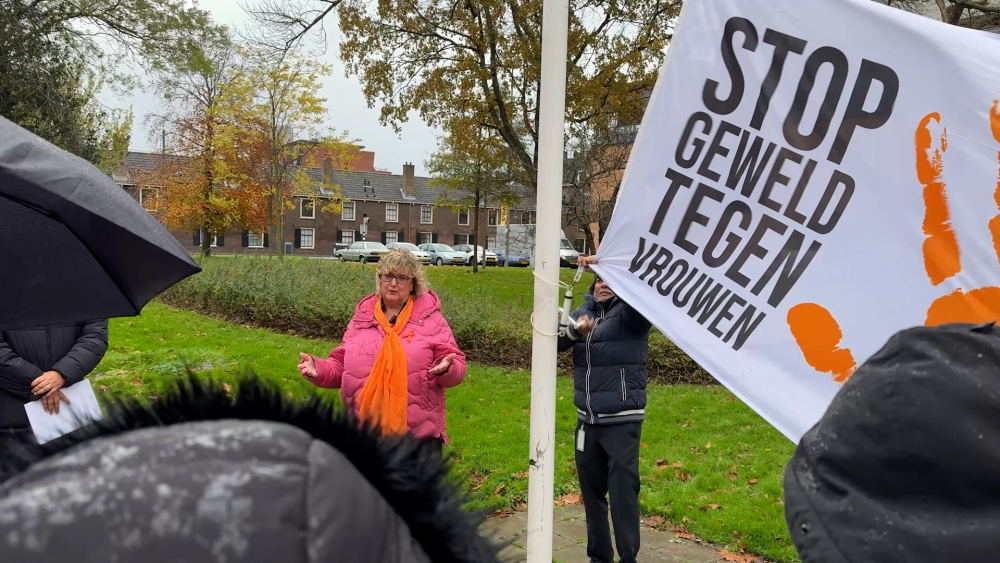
[0,336,43,400]
[558,306,586,352]
[52,319,109,386]
[620,300,652,335]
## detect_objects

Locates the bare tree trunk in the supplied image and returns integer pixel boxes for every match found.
[504,204,510,268]
[202,224,211,257]
[473,186,481,273]
[277,188,285,260]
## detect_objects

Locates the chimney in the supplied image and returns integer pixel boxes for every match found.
[322,156,334,185]
[403,162,415,197]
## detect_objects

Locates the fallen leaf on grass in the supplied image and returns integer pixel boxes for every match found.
[469,471,486,492]
[705,442,712,449]
[512,471,528,480]
[640,442,648,448]
[675,531,700,541]
[725,473,738,480]
[644,514,667,528]
[555,492,583,506]
[748,478,759,486]
[674,471,691,482]
[493,484,507,497]
[718,550,758,562]
[707,504,721,510]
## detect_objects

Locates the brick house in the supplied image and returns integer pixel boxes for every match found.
[115,151,506,256]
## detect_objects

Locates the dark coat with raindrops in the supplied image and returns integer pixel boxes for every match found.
[0,376,503,563]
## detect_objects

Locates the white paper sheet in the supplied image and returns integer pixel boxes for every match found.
[25,379,104,444]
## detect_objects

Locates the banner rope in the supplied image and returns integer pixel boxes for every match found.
[529,265,588,337]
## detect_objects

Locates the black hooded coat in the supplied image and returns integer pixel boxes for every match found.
[0,376,503,563]
[784,322,1000,562]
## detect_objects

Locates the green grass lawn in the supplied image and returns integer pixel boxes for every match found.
[97,301,797,562]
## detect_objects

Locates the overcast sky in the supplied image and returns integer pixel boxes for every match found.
[97,0,440,176]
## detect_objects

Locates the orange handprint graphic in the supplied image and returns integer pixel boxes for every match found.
[788,102,1000,384]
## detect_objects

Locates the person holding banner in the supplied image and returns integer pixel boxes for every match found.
[559,255,651,563]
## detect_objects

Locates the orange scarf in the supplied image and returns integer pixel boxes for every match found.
[357,297,413,435]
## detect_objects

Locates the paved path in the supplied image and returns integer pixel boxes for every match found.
[482,504,759,563]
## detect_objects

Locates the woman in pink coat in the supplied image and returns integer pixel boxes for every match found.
[298,248,466,451]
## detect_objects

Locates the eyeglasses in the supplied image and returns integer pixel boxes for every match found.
[379,273,414,284]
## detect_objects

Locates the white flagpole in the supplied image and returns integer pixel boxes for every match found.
[526,0,569,557]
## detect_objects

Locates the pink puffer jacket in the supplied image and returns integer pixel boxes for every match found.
[307,290,466,443]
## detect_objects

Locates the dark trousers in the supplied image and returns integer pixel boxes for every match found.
[575,420,642,563]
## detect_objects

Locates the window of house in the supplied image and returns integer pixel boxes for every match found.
[248,232,264,248]
[419,232,433,245]
[458,209,470,226]
[420,205,433,224]
[386,203,399,223]
[342,201,356,221]
[202,229,218,248]
[487,209,498,227]
[385,231,399,244]
[300,228,315,249]
[486,235,497,249]
[575,238,587,253]
[300,198,316,219]
[520,210,536,224]
[139,188,159,209]
[455,234,471,245]
[341,230,355,244]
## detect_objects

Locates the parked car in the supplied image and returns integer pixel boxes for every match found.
[559,238,580,268]
[335,241,390,263]
[417,243,468,266]
[453,244,497,266]
[385,242,431,264]
[494,248,530,267]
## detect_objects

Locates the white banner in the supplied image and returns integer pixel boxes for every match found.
[595,0,1000,441]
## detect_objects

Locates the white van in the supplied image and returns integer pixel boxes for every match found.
[559,237,579,268]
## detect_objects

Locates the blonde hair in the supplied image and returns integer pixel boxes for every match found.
[376,248,430,296]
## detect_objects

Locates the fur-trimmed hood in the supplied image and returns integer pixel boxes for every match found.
[0,375,502,563]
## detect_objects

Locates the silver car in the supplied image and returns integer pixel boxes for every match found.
[453,244,498,266]
[385,242,431,264]
[335,241,390,263]
[418,243,467,266]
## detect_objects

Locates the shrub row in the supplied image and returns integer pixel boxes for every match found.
[159,256,713,385]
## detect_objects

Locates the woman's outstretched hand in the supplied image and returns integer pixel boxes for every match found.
[298,353,318,379]
[429,353,456,376]
[578,255,597,271]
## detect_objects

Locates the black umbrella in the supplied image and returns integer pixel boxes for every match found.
[0,116,201,330]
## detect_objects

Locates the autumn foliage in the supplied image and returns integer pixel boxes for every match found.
[145,35,358,256]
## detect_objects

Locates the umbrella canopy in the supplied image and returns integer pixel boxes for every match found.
[0,116,201,330]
